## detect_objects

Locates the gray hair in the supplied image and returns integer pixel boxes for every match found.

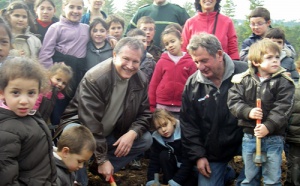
[114,37,145,57]
[187,33,222,57]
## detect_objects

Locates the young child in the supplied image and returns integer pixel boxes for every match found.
[127,28,156,82]
[86,17,113,70]
[0,57,56,185]
[240,7,295,61]
[34,62,73,123]
[53,125,96,185]
[0,17,12,64]
[146,109,196,186]
[81,0,107,24]
[265,27,299,82]
[228,39,295,185]
[148,28,197,117]
[34,0,58,42]
[137,16,162,62]
[1,1,41,59]
[106,14,124,41]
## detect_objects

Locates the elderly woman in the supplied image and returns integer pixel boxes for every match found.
[181,0,239,60]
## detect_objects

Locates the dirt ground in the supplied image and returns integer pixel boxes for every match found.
[87,154,287,186]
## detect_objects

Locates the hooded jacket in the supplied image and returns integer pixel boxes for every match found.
[0,108,57,185]
[287,82,300,144]
[148,52,197,112]
[280,48,299,82]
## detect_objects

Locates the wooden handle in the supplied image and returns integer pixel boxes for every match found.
[256,99,261,125]
[109,176,117,186]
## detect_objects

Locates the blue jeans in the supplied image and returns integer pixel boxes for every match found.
[198,162,228,186]
[241,134,283,186]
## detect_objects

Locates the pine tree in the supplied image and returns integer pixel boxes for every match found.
[249,0,264,10]
[182,2,196,17]
[103,0,117,15]
[222,0,236,19]
[119,0,137,29]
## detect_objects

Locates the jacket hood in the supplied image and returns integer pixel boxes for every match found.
[280,46,292,60]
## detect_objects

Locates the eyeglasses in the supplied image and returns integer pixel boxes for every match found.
[249,22,267,28]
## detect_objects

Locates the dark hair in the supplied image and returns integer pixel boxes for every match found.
[49,63,73,95]
[89,17,109,32]
[264,28,285,41]
[137,16,155,28]
[0,17,12,43]
[161,28,181,47]
[249,7,270,21]
[0,57,48,91]
[127,28,146,37]
[1,1,36,34]
[57,125,96,154]
[34,0,55,11]
[165,23,182,33]
[106,14,125,29]
[194,0,221,12]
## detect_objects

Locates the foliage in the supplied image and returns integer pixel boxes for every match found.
[221,0,236,19]
[249,0,264,10]
[182,1,196,17]
[102,0,116,16]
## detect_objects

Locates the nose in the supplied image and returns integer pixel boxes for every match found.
[196,62,205,71]
[19,95,29,104]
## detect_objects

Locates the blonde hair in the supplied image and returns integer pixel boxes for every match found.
[152,109,176,129]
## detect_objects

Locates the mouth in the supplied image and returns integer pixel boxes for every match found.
[18,108,28,113]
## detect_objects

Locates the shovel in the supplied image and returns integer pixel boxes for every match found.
[253,98,266,166]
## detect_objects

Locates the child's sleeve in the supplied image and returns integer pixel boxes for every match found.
[146,140,161,183]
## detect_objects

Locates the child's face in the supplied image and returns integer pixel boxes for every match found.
[50,70,71,92]
[90,23,108,48]
[9,9,28,34]
[134,35,147,50]
[89,0,105,9]
[270,38,284,50]
[63,0,83,22]
[249,17,270,37]
[155,119,176,138]
[108,22,123,41]
[62,148,93,172]
[0,27,11,62]
[253,50,280,78]
[162,33,182,56]
[35,1,56,22]
[0,78,39,117]
[139,23,155,45]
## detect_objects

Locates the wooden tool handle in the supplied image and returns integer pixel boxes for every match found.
[256,99,261,125]
[109,176,117,186]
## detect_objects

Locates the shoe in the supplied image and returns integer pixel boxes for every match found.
[129,159,142,170]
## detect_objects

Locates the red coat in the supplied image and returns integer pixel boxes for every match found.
[181,11,239,60]
[148,52,197,112]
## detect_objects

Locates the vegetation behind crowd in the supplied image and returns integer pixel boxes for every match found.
[1,0,299,58]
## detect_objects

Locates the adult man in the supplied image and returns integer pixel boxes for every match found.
[180,33,248,185]
[58,37,152,183]
[126,0,190,47]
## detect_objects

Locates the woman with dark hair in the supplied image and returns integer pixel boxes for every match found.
[181,0,239,60]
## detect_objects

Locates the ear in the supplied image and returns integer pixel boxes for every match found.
[216,50,223,61]
[0,90,4,100]
[113,51,117,59]
[61,147,70,157]
[266,20,271,27]
[252,61,260,67]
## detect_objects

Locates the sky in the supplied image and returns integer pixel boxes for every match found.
[116,0,300,21]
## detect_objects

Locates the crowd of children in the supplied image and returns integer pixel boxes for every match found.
[0,0,299,185]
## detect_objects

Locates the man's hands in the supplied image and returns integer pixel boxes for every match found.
[197,157,211,178]
[254,124,269,138]
[249,107,263,120]
[98,161,114,181]
[113,130,137,157]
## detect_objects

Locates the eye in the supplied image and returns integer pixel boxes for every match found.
[56,78,62,82]
[11,90,20,96]
[28,90,37,96]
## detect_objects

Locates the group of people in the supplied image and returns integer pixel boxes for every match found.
[0,0,299,186]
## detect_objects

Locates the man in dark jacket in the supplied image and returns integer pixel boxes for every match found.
[180,33,248,186]
[58,37,153,185]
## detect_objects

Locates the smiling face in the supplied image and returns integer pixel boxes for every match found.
[154,0,166,5]
[89,0,105,10]
[63,0,83,22]
[90,23,107,48]
[200,0,217,12]
[50,70,71,92]
[35,0,56,22]
[9,9,28,34]
[0,78,39,117]
[113,45,142,79]
[0,27,11,63]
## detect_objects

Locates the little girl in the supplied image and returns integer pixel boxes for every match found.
[34,62,73,123]
[1,1,41,59]
[0,17,12,64]
[148,28,197,117]
[0,57,56,185]
[146,109,197,186]
[86,17,112,70]
[81,0,107,24]
[34,0,58,42]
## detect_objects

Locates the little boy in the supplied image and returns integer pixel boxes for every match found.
[240,7,296,61]
[228,39,295,185]
[127,28,156,82]
[137,16,162,62]
[106,14,125,41]
[265,27,299,82]
[53,125,96,185]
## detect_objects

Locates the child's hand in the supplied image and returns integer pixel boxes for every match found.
[249,107,263,120]
[254,124,269,138]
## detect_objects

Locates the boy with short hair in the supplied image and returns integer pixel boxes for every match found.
[265,27,299,82]
[137,16,162,62]
[106,14,125,41]
[240,7,295,61]
[228,39,295,185]
[54,125,96,185]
